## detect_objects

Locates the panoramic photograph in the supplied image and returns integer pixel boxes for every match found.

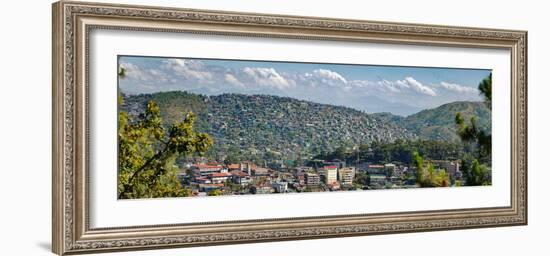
[117,56,492,199]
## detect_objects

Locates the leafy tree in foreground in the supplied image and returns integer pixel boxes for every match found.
[118,100,213,199]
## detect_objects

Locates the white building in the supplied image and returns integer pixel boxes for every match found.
[320,166,338,185]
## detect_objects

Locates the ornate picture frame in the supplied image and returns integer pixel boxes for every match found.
[52,1,527,255]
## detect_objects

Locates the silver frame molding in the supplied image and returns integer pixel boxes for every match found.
[52,1,527,255]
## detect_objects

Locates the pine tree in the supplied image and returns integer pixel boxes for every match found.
[455,73,492,186]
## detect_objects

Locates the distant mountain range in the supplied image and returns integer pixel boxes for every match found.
[121,91,490,161]
[372,101,491,141]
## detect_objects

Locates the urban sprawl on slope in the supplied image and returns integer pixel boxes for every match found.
[180,158,467,196]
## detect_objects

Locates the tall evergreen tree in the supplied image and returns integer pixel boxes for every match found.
[455,73,492,185]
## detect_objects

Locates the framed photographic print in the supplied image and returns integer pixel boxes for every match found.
[52,1,527,255]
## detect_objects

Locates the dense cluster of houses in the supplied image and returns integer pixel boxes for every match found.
[178,159,464,196]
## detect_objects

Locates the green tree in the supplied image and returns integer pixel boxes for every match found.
[466,159,491,186]
[118,100,213,199]
[435,168,450,187]
[413,151,424,185]
[478,73,492,108]
[118,65,126,78]
[355,172,370,186]
[455,73,492,159]
[455,114,491,159]
[208,190,223,196]
[413,151,449,187]
[455,73,492,186]
[224,153,241,165]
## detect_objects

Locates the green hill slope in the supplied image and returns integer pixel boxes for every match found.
[402,101,491,141]
[122,92,416,162]
[121,92,490,162]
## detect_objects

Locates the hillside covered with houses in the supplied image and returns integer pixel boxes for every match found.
[120,91,491,197]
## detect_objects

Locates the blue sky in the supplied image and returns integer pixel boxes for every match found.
[118,56,491,116]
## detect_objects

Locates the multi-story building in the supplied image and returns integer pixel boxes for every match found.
[272,182,288,193]
[191,164,224,176]
[294,166,313,174]
[305,173,320,187]
[369,174,387,187]
[338,167,355,186]
[226,162,257,175]
[252,167,269,176]
[296,172,306,185]
[208,172,231,184]
[231,171,252,186]
[323,160,346,169]
[250,185,272,194]
[227,164,242,171]
[193,176,211,184]
[320,165,338,185]
[367,164,386,175]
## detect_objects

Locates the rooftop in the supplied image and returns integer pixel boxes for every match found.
[368,164,385,168]
[194,164,223,169]
[231,171,250,177]
[199,183,225,188]
[227,164,241,169]
[209,173,231,177]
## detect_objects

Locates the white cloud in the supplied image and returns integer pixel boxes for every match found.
[161,59,213,81]
[119,56,488,115]
[398,77,437,96]
[350,77,436,96]
[438,81,479,94]
[378,80,402,93]
[242,67,291,89]
[312,69,348,84]
[120,62,149,81]
[294,69,349,90]
[225,73,244,87]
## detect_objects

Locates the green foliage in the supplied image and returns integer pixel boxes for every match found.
[118,99,213,199]
[413,151,424,184]
[224,179,242,192]
[413,151,450,187]
[208,190,223,196]
[354,172,371,186]
[118,65,126,78]
[402,101,491,141]
[122,92,418,164]
[479,73,492,108]
[464,159,491,186]
[454,180,462,187]
[455,73,492,186]
[455,113,491,158]
[123,92,490,166]
[456,73,492,158]
[319,139,464,165]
